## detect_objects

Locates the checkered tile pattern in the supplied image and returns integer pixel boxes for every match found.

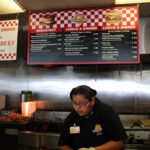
[0,53,16,60]
[29,6,138,33]
[0,20,18,27]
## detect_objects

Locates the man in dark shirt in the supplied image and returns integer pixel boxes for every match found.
[58,85,126,150]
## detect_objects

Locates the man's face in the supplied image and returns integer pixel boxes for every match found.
[72,94,95,117]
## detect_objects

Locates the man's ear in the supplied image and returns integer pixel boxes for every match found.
[91,96,95,106]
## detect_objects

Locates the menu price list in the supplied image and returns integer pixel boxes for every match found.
[63,31,100,58]
[99,30,138,62]
[28,29,139,64]
[29,32,63,53]
[29,30,102,63]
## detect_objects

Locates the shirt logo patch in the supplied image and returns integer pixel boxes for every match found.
[92,124,103,135]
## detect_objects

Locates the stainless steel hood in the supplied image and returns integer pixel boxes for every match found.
[139,17,150,54]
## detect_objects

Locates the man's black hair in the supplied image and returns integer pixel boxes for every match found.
[70,85,97,101]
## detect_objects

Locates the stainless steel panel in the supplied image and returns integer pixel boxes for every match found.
[137,65,150,113]
[34,110,70,122]
[27,64,150,113]
[0,62,29,108]
[40,133,61,149]
[124,144,150,150]
[18,131,61,150]
[1,62,150,113]
[139,17,150,54]
[18,131,40,148]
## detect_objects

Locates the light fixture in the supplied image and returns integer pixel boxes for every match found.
[0,0,25,15]
[115,0,150,4]
[21,101,36,117]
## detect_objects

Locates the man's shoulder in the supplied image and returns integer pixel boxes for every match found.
[65,110,78,122]
[95,99,117,117]
[95,99,114,112]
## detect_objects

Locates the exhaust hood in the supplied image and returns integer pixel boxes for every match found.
[139,17,150,54]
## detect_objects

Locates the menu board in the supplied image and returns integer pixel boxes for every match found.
[28,6,139,64]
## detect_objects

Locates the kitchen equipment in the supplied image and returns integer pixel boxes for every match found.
[20,91,32,102]
[21,102,36,117]
[0,95,6,110]
[121,114,150,150]
[18,131,61,150]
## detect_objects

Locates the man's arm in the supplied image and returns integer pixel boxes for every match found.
[79,140,123,150]
[95,140,123,150]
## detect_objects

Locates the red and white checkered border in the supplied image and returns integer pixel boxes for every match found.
[0,53,16,60]
[0,20,18,27]
[29,7,138,32]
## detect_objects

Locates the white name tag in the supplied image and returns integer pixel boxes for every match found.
[70,126,80,134]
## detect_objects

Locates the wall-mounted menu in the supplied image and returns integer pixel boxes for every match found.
[28,6,139,65]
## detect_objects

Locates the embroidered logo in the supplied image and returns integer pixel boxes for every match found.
[92,124,103,135]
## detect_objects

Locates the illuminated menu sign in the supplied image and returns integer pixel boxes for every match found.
[28,6,139,65]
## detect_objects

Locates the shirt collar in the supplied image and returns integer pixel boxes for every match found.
[84,110,94,118]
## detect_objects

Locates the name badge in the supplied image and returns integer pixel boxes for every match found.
[70,126,80,134]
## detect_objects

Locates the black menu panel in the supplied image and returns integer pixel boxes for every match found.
[99,30,138,62]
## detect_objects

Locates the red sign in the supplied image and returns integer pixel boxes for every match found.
[0,20,19,61]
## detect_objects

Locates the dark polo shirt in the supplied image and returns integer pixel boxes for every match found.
[58,99,126,150]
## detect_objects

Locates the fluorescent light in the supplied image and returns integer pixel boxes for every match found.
[8,0,21,9]
[0,0,25,14]
[115,0,150,4]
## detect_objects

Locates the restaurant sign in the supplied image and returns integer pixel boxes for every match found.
[28,6,139,65]
[0,19,19,61]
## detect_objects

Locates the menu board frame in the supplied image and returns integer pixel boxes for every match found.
[28,6,139,65]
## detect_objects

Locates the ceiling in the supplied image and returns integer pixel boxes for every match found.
[16,0,115,11]
[0,0,150,16]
